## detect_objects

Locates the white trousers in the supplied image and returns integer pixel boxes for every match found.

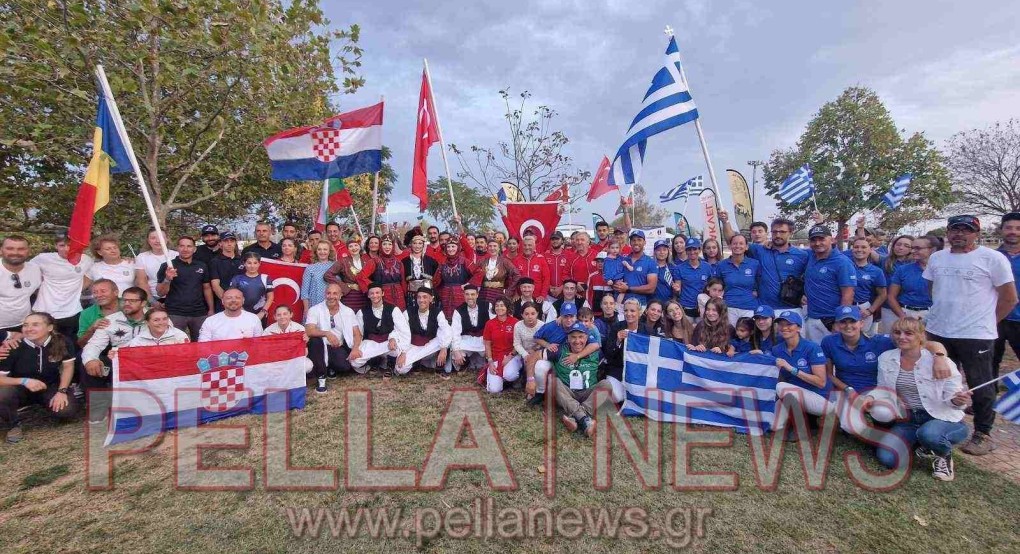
[350,339,398,372]
[856,301,873,334]
[486,356,523,393]
[395,338,445,374]
[454,335,485,353]
[773,382,836,429]
[727,307,755,327]
[535,360,553,394]
[803,318,834,342]
[879,307,928,335]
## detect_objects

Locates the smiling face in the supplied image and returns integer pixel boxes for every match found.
[1002,219,1020,247]
[368,287,384,305]
[274,306,293,327]
[809,235,832,255]
[623,302,640,324]
[315,241,332,262]
[91,281,118,308]
[519,282,535,298]
[244,256,260,273]
[493,299,509,318]
[177,238,196,260]
[326,225,341,243]
[704,303,720,323]
[892,237,913,258]
[851,238,871,262]
[487,240,499,257]
[601,295,616,317]
[666,302,683,322]
[147,310,171,336]
[324,283,342,307]
[22,313,53,343]
[1,237,30,265]
[911,237,933,263]
[463,288,478,307]
[777,320,800,340]
[416,291,433,311]
[645,302,662,322]
[222,289,244,313]
[837,317,862,340]
[754,316,773,333]
[729,235,747,256]
[562,281,577,299]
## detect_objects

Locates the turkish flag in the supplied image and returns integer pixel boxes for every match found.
[412,69,439,212]
[260,259,307,325]
[586,156,616,201]
[502,202,562,252]
[544,183,569,202]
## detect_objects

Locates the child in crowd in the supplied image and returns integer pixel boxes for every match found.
[729,317,755,356]
[229,252,275,320]
[690,297,734,354]
[698,277,725,318]
[578,307,601,343]
[263,305,307,336]
[602,241,633,313]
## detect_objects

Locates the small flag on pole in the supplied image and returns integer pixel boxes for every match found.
[778,164,814,206]
[994,369,1020,423]
[881,173,912,210]
[587,156,616,201]
[660,176,704,203]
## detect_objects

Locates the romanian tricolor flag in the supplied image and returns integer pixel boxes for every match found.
[67,93,131,264]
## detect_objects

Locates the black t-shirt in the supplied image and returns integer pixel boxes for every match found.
[209,253,245,311]
[0,335,74,386]
[241,241,282,260]
[157,257,211,317]
[194,244,220,265]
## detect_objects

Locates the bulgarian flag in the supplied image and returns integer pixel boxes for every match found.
[314,177,353,231]
[67,92,132,264]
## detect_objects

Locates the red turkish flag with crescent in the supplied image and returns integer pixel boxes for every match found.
[502,202,562,252]
[412,69,439,212]
[259,259,307,325]
[586,155,616,201]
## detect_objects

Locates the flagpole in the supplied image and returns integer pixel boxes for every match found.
[349,205,365,239]
[370,94,384,234]
[423,58,459,219]
[966,371,1015,393]
[95,65,171,265]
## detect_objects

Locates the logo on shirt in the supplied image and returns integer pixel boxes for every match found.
[797,358,807,367]
[196,268,204,274]
[701,275,707,281]
[865,352,877,362]
[75,266,82,273]
[786,259,794,265]
[819,268,828,274]
[744,269,752,276]
[122,270,131,276]
[862,275,872,281]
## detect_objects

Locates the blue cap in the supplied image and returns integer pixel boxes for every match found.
[220,231,237,241]
[774,309,804,327]
[654,239,670,249]
[567,322,588,335]
[753,305,775,319]
[685,237,702,249]
[629,229,645,239]
[559,302,578,317]
[836,305,861,322]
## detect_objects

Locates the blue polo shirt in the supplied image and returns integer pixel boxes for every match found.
[533,321,598,363]
[673,260,715,309]
[877,255,911,278]
[853,262,887,304]
[716,256,760,310]
[622,254,658,305]
[747,243,809,309]
[820,333,895,393]
[999,247,1020,322]
[890,262,932,309]
[772,338,831,397]
[653,262,675,303]
[804,251,856,319]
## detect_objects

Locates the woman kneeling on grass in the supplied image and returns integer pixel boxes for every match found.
[0,312,77,443]
[867,317,970,482]
[770,309,833,441]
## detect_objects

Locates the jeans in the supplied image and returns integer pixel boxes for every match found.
[875,409,969,468]
[929,333,996,434]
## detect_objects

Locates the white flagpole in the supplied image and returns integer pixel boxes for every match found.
[423,58,459,218]
[349,206,365,239]
[95,65,171,264]
[370,94,384,234]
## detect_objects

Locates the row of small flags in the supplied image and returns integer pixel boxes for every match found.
[774,163,912,210]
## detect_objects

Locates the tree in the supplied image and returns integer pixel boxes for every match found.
[0,0,362,236]
[450,89,591,213]
[945,119,1020,215]
[610,185,669,229]
[763,87,952,237]
[426,179,494,231]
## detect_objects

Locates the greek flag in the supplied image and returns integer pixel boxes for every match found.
[994,369,1020,423]
[660,175,704,203]
[621,333,779,434]
[778,164,814,206]
[881,173,912,210]
[609,37,699,188]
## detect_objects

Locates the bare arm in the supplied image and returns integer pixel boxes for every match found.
[887,283,904,318]
[996,282,1019,323]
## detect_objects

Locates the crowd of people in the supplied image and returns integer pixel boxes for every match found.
[1,209,1018,483]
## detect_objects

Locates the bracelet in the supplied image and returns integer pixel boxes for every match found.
[527,377,536,382]
[20,377,28,387]
[790,366,800,376]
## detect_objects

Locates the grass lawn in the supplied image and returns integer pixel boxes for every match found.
[0,368,1018,553]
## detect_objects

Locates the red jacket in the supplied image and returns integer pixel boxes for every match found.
[513,253,551,299]
[568,247,599,286]
[543,249,577,290]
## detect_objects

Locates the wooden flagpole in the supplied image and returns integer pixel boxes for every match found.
[423,58,458,218]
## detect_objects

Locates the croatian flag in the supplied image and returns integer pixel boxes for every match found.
[264,102,383,181]
[106,334,307,446]
[621,333,779,434]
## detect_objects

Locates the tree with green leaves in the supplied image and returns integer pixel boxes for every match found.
[763,87,952,237]
[945,119,1020,216]
[0,0,362,237]
[425,178,494,231]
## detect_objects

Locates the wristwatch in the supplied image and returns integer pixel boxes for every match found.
[57,387,70,394]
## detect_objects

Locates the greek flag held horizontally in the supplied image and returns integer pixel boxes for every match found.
[659,175,704,203]
[778,164,815,205]
[608,37,699,188]
[881,173,912,209]
[621,333,780,434]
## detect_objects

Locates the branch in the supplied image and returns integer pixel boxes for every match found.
[165,119,227,206]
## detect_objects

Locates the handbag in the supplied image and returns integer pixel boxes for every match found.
[770,250,805,307]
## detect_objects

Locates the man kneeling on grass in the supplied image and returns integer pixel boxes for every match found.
[554,322,614,437]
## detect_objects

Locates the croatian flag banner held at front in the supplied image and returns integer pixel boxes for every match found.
[106,334,307,446]
[264,102,383,181]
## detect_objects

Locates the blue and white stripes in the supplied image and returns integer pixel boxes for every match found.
[881,173,912,210]
[609,37,700,188]
[778,164,815,206]
[994,369,1020,423]
[660,175,704,203]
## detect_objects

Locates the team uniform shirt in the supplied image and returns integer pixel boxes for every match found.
[852,262,887,305]
[890,262,931,309]
[999,247,1020,322]
[264,321,306,335]
[877,255,911,278]
[820,333,895,393]
[653,263,676,303]
[568,248,599,286]
[483,316,519,363]
[241,241,282,260]
[554,351,601,390]
[924,245,1015,340]
[602,256,627,283]
[513,253,551,299]
[621,253,658,305]
[771,339,831,397]
[716,256,760,310]
[30,253,91,319]
[198,311,264,341]
[89,260,136,296]
[157,258,211,317]
[135,250,178,298]
[544,249,576,291]
[746,244,809,309]
[730,337,753,354]
[194,244,219,265]
[229,273,274,313]
[208,253,245,311]
[0,262,42,329]
[0,335,75,386]
[673,260,716,309]
[804,251,857,319]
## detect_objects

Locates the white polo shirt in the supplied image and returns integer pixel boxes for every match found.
[89,260,136,296]
[923,245,1014,339]
[134,250,178,298]
[30,253,92,319]
[198,311,264,342]
[0,262,42,329]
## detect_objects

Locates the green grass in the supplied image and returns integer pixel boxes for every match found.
[0,370,1018,553]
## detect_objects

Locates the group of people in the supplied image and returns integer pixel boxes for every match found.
[1,209,1018,483]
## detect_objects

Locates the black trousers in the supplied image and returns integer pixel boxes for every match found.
[993,320,1020,377]
[307,338,353,379]
[929,332,996,434]
[0,385,79,428]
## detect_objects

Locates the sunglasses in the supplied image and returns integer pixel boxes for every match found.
[10,273,22,289]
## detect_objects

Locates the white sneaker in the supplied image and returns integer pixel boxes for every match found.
[315,379,327,394]
[932,453,955,482]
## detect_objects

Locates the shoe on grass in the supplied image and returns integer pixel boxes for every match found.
[526,393,545,407]
[315,378,327,394]
[578,416,595,438]
[6,425,22,444]
[326,370,337,380]
[932,453,955,482]
[560,415,578,433]
[960,432,996,456]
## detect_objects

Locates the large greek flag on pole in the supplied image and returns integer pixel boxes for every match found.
[608,37,699,188]
[621,333,779,434]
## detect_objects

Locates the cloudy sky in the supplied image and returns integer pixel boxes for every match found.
[325,0,1020,231]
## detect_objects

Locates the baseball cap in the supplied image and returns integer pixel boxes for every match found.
[685,237,702,249]
[948,214,980,231]
[629,229,645,239]
[551,231,564,240]
[774,309,804,327]
[836,305,861,322]
[753,305,775,319]
[567,322,588,335]
[559,302,579,317]
[220,231,237,241]
[654,239,670,249]
[595,251,608,260]
[200,224,219,236]
[808,225,832,239]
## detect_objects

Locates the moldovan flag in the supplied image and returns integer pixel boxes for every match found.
[412,69,440,212]
[107,334,307,446]
[314,177,353,231]
[260,259,307,324]
[67,93,132,264]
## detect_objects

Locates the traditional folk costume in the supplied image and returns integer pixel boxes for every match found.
[451,299,492,371]
[350,302,411,372]
[371,251,406,310]
[474,254,520,306]
[433,245,476,320]
[324,252,375,313]
[397,297,452,374]
[402,252,438,311]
